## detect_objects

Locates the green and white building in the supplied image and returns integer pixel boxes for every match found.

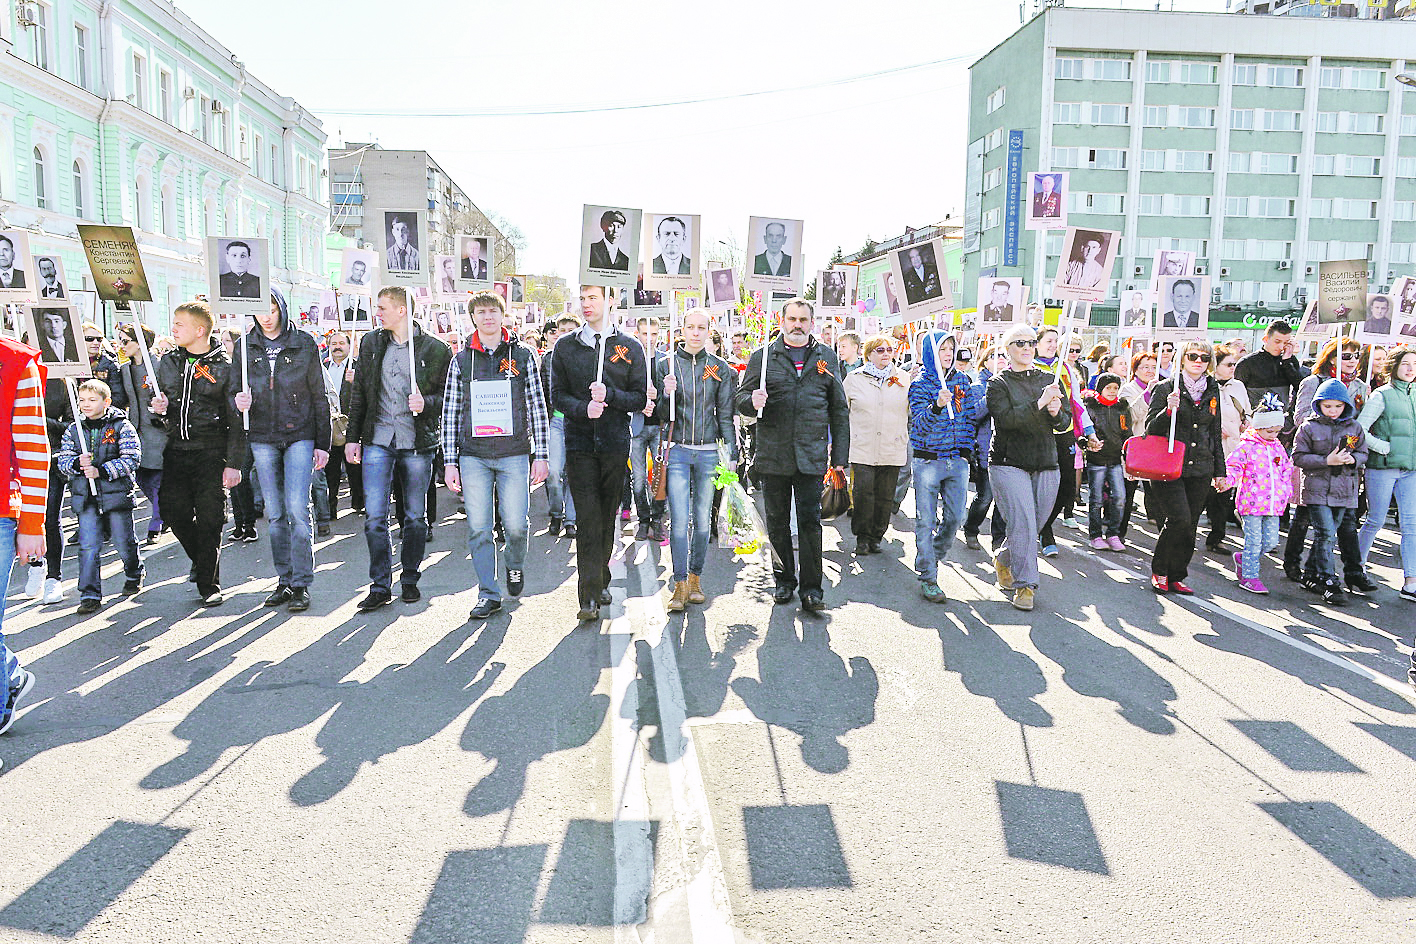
[964,7,1415,336]
[0,0,328,329]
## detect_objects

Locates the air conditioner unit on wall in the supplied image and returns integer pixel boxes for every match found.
[1195,265,1207,275]
[1277,260,1290,270]
[1220,267,1230,277]
[183,87,196,101]
[1305,265,1315,275]
[211,100,226,114]
[1257,300,1268,309]
[1134,265,1144,276]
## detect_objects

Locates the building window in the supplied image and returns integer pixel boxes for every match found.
[1399,157,1416,178]
[1315,111,1339,133]
[1319,67,1342,89]
[1091,103,1128,125]
[1052,102,1082,124]
[32,148,48,210]
[1311,154,1335,175]
[982,208,1001,230]
[1175,151,1213,172]
[158,69,172,123]
[270,144,280,186]
[73,24,89,89]
[1232,63,1258,86]
[1178,107,1215,128]
[1265,66,1303,88]
[1402,115,1416,136]
[1138,194,1164,215]
[1349,69,1384,90]
[1260,152,1297,174]
[1262,111,1300,132]
[72,161,85,218]
[1179,62,1217,84]
[253,132,264,175]
[981,246,999,268]
[131,53,146,110]
[1086,193,1125,214]
[1146,61,1170,83]
[28,2,50,71]
[1347,113,1383,134]
[1051,147,1080,168]
[986,87,1006,114]
[1391,203,1416,222]
[1231,109,1254,130]
[1346,156,1380,176]
[1255,198,1295,218]
[1092,59,1132,81]
[1055,58,1083,80]
[983,167,1002,191]
[160,182,175,237]
[1142,105,1167,128]
[1089,148,1127,169]
[1173,196,1209,216]
[1141,149,1166,171]
[984,128,1004,151]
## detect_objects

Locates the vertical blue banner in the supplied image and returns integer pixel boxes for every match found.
[1004,130,1024,267]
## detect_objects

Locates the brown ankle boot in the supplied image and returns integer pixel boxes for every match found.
[686,574,706,604]
[667,581,690,612]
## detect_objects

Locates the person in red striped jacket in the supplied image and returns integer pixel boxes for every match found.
[0,336,50,740]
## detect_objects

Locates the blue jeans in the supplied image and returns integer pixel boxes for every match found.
[362,444,434,593]
[547,415,576,524]
[1359,467,1416,579]
[0,517,19,716]
[1308,505,1349,581]
[1240,514,1281,580]
[667,446,717,582]
[251,440,317,589]
[912,455,969,581]
[629,426,664,522]
[1086,463,1126,539]
[76,504,143,600]
[137,467,163,533]
[459,454,530,603]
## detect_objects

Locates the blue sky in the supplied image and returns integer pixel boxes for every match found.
[176,0,1229,277]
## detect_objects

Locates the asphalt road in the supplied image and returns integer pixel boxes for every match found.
[1,480,1413,943]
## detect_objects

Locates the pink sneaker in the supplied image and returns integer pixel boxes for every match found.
[621,509,631,521]
[1232,552,1242,575]
[1239,577,1269,594]
[1090,537,1108,550]
[1106,536,1125,552]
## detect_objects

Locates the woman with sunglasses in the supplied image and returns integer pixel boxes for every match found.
[987,324,1073,611]
[1145,340,1227,594]
[1281,337,1377,594]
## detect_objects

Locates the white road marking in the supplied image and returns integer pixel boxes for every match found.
[608,567,654,933]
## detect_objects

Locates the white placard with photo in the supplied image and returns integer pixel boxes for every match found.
[433,254,460,297]
[816,269,851,315]
[1388,277,1416,343]
[0,230,37,303]
[744,216,804,297]
[1152,249,1196,285]
[888,238,954,319]
[340,248,377,296]
[1154,275,1210,340]
[1053,227,1120,302]
[24,305,87,377]
[207,236,269,316]
[976,277,1023,326]
[876,271,905,326]
[630,266,664,310]
[642,213,700,290]
[337,293,373,330]
[579,205,641,290]
[456,235,493,288]
[507,275,525,305]
[380,209,428,288]
[1118,288,1153,339]
[1025,171,1067,231]
[316,290,340,329]
[32,253,71,300]
[705,266,738,310]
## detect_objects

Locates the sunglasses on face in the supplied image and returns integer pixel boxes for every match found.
[1340,353,1359,360]
[1068,348,1082,354]
[875,346,895,354]
[85,336,103,343]
[1185,352,1211,363]
[1010,339,1037,348]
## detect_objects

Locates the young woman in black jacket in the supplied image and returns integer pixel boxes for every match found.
[1145,339,1228,594]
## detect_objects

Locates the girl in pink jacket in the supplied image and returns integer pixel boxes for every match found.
[1224,394,1294,594]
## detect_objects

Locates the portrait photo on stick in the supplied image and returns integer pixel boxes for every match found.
[744,216,803,296]
[643,212,700,290]
[580,204,641,289]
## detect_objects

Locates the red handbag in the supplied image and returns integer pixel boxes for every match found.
[1123,434,1186,481]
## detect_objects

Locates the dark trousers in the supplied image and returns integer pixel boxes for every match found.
[761,472,824,595]
[851,464,899,543]
[44,463,65,579]
[161,447,228,593]
[1118,478,1143,541]
[1205,485,1238,548]
[230,450,256,529]
[1285,502,1365,581]
[323,448,364,515]
[1150,475,1212,581]
[137,467,164,534]
[566,450,628,608]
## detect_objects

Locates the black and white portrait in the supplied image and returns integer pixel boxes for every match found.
[1155,250,1195,280]
[384,212,422,273]
[434,254,459,295]
[897,245,942,306]
[633,267,663,309]
[1053,227,1120,301]
[878,272,902,318]
[340,248,377,296]
[1122,290,1152,331]
[707,267,737,308]
[643,213,700,290]
[1156,275,1210,335]
[1026,172,1067,230]
[207,236,269,315]
[0,230,34,300]
[458,236,490,284]
[317,290,339,328]
[1358,293,1396,343]
[819,270,848,309]
[744,216,803,296]
[26,305,84,374]
[337,293,372,330]
[508,275,525,304]
[977,277,1022,324]
[580,204,642,289]
[34,255,68,299]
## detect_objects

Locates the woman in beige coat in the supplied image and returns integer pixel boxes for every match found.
[843,335,911,555]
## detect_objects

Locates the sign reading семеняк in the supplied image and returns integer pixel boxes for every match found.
[77,225,153,302]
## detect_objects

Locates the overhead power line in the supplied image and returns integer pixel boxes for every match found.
[314,53,976,119]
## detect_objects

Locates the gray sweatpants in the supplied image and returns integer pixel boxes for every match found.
[989,465,1060,590]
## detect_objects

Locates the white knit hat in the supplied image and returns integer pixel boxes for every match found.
[1251,392,1285,429]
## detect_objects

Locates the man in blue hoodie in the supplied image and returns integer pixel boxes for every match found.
[234,289,332,612]
[908,330,982,602]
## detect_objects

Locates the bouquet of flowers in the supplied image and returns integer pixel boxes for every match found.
[713,449,766,555]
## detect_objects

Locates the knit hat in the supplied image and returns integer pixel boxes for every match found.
[1252,392,1286,429]
[1094,372,1122,394]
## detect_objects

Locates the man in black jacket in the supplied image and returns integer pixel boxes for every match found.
[150,301,246,607]
[551,285,647,621]
[345,287,452,611]
[735,299,849,612]
[234,289,332,612]
[1235,320,1304,423]
[321,331,363,517]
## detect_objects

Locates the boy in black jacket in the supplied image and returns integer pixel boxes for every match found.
[1083,372,1129,551]
[150,301,246,607]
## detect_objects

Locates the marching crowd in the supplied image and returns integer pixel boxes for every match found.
[1,287,1414,736]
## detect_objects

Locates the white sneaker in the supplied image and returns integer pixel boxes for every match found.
[24,564,43,598]
[41,578,65,604]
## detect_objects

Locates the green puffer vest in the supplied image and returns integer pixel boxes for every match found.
[1370,378,1416,471]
